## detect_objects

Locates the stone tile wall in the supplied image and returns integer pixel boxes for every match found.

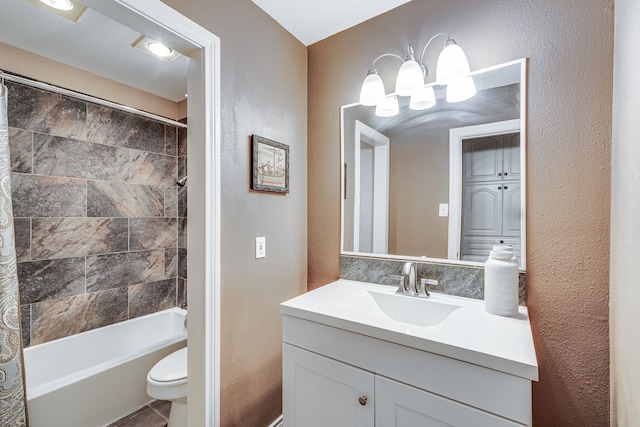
[6,81,188,347]
[340,255,527,304]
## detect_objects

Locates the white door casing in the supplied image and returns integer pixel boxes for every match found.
[77,1,222,425]
[353,120,390,254]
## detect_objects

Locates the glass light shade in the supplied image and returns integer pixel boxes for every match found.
[40,0,73,10]
[446,76,477,103]
[359,72,385,106]
[375,96,399,117]
[436,43,471,85]
[395,59,424,96]
[410,86,436,110]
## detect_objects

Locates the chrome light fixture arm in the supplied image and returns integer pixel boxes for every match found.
[417,32,452,79]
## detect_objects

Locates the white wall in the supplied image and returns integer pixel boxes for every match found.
[610,0,640,424]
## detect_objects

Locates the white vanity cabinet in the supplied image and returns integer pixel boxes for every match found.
[284,342,523,427]
[281,280,538,427]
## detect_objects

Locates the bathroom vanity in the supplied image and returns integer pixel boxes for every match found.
[281,280,538,427]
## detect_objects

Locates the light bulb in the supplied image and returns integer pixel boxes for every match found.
[40,0,73,10]
[147,42,173,58]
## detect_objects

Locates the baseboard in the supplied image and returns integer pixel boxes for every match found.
[268,414,283,427]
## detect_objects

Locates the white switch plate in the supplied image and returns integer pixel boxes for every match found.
[439,203,449,217]
[255,236,266,259]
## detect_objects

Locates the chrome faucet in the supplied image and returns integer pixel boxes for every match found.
[390,262,433,298]
[401,262,417,294]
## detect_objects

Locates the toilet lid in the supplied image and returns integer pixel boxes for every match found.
[149,347,187,382]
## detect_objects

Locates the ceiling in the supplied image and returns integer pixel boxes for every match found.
[251,0,411,46]
[0,0,408,102]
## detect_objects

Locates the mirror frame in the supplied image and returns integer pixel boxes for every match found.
[340,58,528,270]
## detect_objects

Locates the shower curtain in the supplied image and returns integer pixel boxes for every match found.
[0,79,28,426]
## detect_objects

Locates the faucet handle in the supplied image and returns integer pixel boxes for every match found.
[389,275,408,294]
[419,278,438,298]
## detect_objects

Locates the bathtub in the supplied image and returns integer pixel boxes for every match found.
[23,307,187,427]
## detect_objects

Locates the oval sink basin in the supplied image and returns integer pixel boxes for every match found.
[332,288,462,327]
[367,291,462,327]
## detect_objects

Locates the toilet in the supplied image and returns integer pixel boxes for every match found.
[147,346,188,427]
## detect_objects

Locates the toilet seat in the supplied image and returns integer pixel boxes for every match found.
[148,347,187,386]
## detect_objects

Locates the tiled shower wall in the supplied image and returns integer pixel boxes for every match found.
[6,81,188,347]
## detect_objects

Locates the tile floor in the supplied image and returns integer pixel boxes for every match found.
[107,400,171,427]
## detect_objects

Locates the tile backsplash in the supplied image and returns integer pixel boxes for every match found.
[7,81,188,347]
[340,255,527,304]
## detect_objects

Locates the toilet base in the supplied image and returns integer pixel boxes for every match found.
[168,401,187,427]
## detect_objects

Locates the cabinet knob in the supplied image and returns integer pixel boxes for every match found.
[504,172,508,176]
[498,173,502,176]
[498,186,502,190]
[359,396,368,406]
[504,185,509,190]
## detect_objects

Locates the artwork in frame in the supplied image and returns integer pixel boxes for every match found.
[252,135,290,193]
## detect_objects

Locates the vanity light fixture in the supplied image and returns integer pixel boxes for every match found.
[359,32,476,117]
[375,95,400,117]
[132,36,182,63]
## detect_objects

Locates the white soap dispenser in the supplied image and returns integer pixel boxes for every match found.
[484,250,519,316]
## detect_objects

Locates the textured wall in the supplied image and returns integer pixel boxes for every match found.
[7,80,187,347]
[308,0,612,425]
[158,1,308,426]
[610,0,640,424]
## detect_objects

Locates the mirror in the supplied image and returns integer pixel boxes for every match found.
[341,59,527,269]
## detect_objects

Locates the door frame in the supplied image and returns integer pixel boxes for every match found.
[448,119,520,265]
[80,1,221,425]
[353,120,390,253]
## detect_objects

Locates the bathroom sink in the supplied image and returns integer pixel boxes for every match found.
[281,279,539,381]
[332,288,462,327]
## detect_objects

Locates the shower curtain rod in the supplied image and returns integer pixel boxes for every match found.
[0,69,187,128]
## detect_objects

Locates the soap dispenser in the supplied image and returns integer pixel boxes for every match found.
[484,250,519,316]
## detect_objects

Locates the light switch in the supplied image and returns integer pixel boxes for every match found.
[439,204,449,217]
[255,236,266,259]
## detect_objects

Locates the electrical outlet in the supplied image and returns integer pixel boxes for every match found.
[255,236,266,259]
[439,203,449,217]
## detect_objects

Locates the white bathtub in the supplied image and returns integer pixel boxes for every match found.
[24,307,187,427]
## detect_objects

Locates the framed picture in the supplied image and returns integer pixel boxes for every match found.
[251,135,289,193]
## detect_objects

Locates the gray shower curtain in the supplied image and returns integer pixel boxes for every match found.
[0,79,28,425]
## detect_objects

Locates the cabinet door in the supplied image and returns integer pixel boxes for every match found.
[502,182,521,237]
[283,344,374,427]
[375,376,522,427]
[462,183,503,236]
[503,133,521,181]
[463,135,503,183]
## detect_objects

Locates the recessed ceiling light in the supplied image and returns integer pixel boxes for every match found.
[40,0,73,11]
[147,42,172,58]
[26,0,87,22]
[132,36,182,63]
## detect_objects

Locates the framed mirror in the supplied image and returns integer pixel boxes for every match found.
[341,58,527,269]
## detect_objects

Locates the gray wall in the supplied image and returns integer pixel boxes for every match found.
[8,81,187,347]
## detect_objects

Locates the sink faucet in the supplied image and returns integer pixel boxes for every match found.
[401,262,417,294]
[390,262,433,298]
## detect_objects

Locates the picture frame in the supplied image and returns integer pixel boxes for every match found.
[251,135,289,193]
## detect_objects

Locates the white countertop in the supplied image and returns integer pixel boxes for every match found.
[281,279,538,381]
